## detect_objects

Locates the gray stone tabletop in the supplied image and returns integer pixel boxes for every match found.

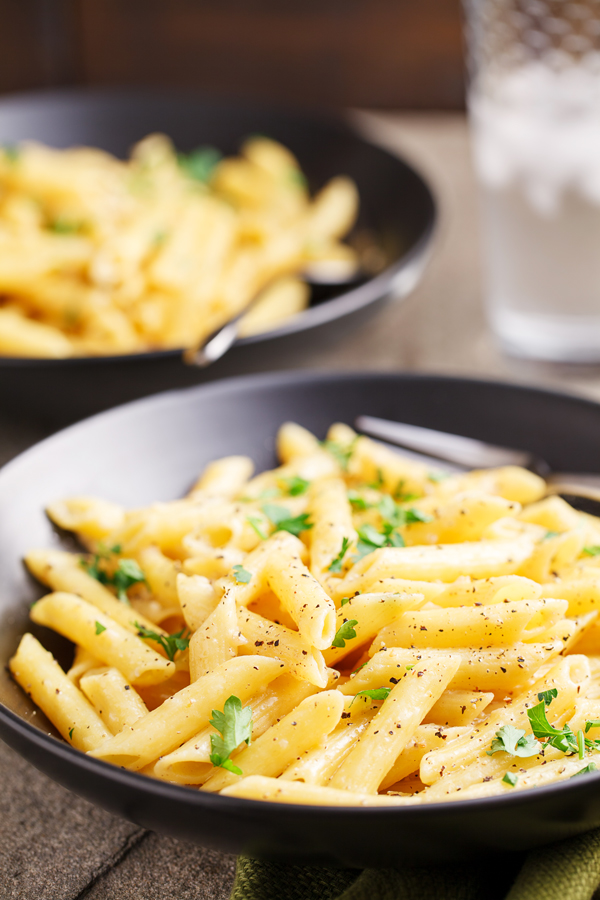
[2,112,600,899]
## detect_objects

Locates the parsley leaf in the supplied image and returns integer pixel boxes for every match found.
[95,621,107,635]
[80,546,144,604]
[428,471,450,483]
[178,146,222,183]
[543,531,560,540]
[247,516,268,540]
[347,489,371,511]
[340,597,351,607]
[3,144,20,163]
[281,476,310,496]
[209,695,253,774]
[351,687,392,705]
[262,504,313,537]
[369,468,385,490]
[572,762,598,778]
[393,480,420,502]
[527,701,579,754]
[537,689,558,706]
[68,727,75,740]
[320,437,357,471]
[502,772,518,787]
[111,559,145,603]
[586,720,600,733]
[583,546,600,557]
[351,661,368,674]
[232,564,252,584]
[353,522,405,562]
[486,724,541,758]
[331,619,358,649]
[134,622,190,661]
[47,216,85,235]
[328,537,351,573]
[378,495,432,528]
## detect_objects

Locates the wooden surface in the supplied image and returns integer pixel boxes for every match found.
[0,0,464,109]
[2,111,600,899]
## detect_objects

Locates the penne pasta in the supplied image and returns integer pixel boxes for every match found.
[15,420,600,806]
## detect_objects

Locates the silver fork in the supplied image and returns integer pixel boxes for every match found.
[355,415,600,506]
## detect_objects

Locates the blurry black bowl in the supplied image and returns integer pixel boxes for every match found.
[1,370,600,867]
[0,89,435,425]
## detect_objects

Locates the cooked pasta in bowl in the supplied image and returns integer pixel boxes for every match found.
[0,91,436,423]
[0,133,359,358]
[2,371,600,865]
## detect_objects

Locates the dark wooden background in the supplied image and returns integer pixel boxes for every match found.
[1,0,465,109]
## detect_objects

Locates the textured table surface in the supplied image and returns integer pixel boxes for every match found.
[3,111,600,900]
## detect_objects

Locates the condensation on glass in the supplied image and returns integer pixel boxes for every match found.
[465,0,600,361]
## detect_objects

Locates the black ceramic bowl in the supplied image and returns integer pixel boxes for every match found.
[0,89,435,425]
[2,371,600,866]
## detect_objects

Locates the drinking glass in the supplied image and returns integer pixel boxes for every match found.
[465,0,600,361]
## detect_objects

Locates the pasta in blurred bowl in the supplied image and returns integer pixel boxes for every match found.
[0,134,359,358]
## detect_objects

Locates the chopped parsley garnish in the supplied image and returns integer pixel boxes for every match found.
[95,621,107,635]
[68,727,75,740]
[80,545,144,604]
[247,516,268,540]
[134,622,190,661]
[281,476,310,496]
[209,694,252,775]
[393,480,420,502]
[405,664,414,671]
[320,437,358,471]
[583,546,600,557]
[502,772,518,787]
[351,661,368,674]
[288,168,307,189]
[378,495,433,528]
[572,762,598,778]
[328,537,351,574]
[331,619,358,649]
[47,216,85,235]
[178,146,222,183]
[486,724,541,758]
[347,489,370,511]
[3,144,19,163]
[526,701,580,754]
[428,471,450,483]
[369,468,385,490]
[340,597,351,607]
[486,693,600,764]
[543,531,560,540]
[351,687,392,705]
[353,522,405,563]
[261,504,313,537]
[232,564,252,584]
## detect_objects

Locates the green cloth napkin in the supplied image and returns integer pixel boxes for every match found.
[231,827,600,900]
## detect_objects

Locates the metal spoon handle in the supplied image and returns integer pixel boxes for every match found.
[183,318,241,367]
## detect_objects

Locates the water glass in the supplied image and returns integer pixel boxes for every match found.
[465,0,600,361]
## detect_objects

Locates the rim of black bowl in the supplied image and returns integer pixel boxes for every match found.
[1,368,600,818]
[0,87,437,367]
